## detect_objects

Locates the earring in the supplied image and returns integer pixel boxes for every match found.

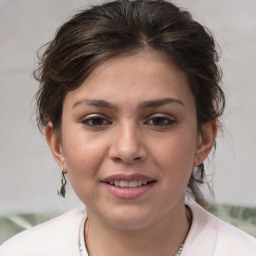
[198,161,205,179]
[58,169,67,198]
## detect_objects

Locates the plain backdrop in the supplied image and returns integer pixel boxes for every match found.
[0,0,256,214]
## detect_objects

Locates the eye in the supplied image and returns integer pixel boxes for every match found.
[82,116,111,127]
[146,116,174,126]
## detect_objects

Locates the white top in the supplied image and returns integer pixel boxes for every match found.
[1,202,256,256]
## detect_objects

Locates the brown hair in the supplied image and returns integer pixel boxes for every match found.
[34,0,225,207]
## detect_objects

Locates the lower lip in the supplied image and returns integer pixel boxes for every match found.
[103,182,155,199]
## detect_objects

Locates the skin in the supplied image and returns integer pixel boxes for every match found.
[46,50,217,256]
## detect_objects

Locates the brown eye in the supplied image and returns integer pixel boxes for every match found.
[147,116,174,126]
[82,117,111,127]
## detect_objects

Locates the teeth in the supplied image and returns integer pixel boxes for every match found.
[108,180,149,188]
[129,180,138,188]
[120,181,128,187]
[114,180,120,186]
[137,180,143,186]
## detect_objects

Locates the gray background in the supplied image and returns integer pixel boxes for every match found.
[0,0,255,214]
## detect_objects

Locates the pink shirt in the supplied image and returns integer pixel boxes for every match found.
[1,202,255,256]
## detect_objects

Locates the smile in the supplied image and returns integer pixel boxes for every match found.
[106,180,151,188]
[102,174,156,199]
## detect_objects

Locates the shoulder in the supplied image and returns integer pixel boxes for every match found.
[183,201,256,256]
[0,208,86,256]
[214,215,256,255]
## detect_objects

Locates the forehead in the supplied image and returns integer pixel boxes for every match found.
[63,50,194,109]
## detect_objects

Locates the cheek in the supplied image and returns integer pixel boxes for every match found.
[61,131,108,204]
[152,129,197,179]
[62,130,106,182]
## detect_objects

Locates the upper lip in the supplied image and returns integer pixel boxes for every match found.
[102,173,156,182]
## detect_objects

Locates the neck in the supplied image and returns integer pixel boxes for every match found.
[85,200,191,256]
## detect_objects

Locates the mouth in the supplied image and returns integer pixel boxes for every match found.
[104,180,155,188]
[101,174,157,199]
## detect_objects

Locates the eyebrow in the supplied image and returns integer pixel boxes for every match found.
[72,99,116,109]
[140,98,185,108]
[72,97,184,109]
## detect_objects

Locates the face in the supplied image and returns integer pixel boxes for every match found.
[47,50,214,230]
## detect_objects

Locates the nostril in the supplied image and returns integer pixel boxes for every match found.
[112,157,123,163]
[111,155,143,164]
[108,137,147,164]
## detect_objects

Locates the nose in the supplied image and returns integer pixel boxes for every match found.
[109,122,147,164]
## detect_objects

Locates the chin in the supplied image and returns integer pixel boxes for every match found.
[99,206,161,231]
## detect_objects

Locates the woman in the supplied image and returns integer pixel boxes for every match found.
[1,0,255,255]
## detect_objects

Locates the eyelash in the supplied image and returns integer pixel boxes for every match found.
[81,116,112,127]
[81,115,175,128]
[145,116,175,126]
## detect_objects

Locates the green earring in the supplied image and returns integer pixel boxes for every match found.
[199,162,205,179]
[58,169,67,198]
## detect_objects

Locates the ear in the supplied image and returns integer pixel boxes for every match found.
[193,118,218,166]
[45,122,66,172]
